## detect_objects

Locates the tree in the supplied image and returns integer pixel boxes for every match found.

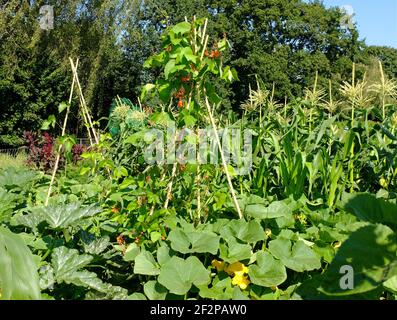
[139,0,366,104]
[0,0,136,147]
[365,46,397,80]
[0,0,371,147]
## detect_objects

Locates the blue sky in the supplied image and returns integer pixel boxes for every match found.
[321,0,397,48]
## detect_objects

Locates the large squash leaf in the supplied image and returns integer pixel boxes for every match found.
[167,228,220,255]
[0,227,41,300]
[268,238,321,272]
[340,193,397,228]
[133,251,160,276]
[12,202,101,230]
[0,188,22,222]
[0,168,40,192]
[318,224,397,296]
[220,219,265,244]
[249,251,287,287]
[158,256,210,295]
[50,246,128,298]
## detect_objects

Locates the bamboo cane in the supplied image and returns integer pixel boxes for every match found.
[201,19,208,45]
[78,94,94,146]
[164,162,178,209]
[69,58,99,144]
[204,94,243,219]
[45,59,79,206]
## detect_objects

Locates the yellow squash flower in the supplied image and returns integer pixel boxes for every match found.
[224,261,249,276]
[232,273,250,290]
[211,259,225,272]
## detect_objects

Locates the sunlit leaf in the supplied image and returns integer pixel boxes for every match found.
[0,227,41,300]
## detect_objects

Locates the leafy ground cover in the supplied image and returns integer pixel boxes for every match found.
[1,18,397,301]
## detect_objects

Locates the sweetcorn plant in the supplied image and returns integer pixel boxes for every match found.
[340,63,373,125]
[369,60,397,120]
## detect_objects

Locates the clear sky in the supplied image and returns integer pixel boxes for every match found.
[321,0,397,48]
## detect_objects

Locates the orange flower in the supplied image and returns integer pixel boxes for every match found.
[143,106,153,114]
[178,99,184,108]
[175,87,186,99]
[116,234,125,245]
[211,50,221,58]
[111,207,119,214]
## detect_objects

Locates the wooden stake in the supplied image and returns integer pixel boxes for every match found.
[78,94,94,146]
[69,58,99,144]
[204,94,243,219]
[164,162,178,209]
[200,35,209,61]
[193,15,197,54]
[201,19,208,45]
[45,59,79,206]
[196,128,201,220]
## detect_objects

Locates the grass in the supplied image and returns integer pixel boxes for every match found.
[0,152,28,170]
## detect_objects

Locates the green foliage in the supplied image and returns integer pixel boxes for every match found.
[0,0,370,147]
[142,17,237,111]
[134,251,161,276]
[167,228,220,254]
[318,224,397,297]
[12,203,101,231]
[366,46,397,79]
[158,256,210,295]
[268,239,321,273]
[249,252,287,287]
[108,98,143,137]
[1,15,397,301]
[0,167,41,193]
[0,152,28,170]
[340,193,397,228]
[298,194,397,299]
[0,188,23,222]
[0,227,41,300]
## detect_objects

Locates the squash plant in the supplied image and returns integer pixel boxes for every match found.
[298,193,397,299]
[0,226,41,300]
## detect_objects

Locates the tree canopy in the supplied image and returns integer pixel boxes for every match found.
[0,0,395,147]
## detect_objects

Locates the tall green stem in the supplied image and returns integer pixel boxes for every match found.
[351,63,356,127]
